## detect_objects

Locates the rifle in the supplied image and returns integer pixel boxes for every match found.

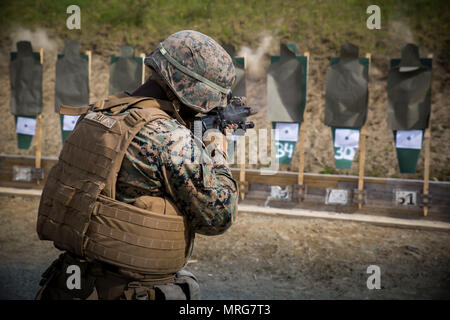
[190,96,255,137]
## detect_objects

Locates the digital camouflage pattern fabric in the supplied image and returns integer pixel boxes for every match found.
[116,117,238,236]
[145,30,236,113]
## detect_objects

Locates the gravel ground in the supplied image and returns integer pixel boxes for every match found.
[1,195,449,300]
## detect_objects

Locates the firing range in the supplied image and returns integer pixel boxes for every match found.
[0,0,449,301]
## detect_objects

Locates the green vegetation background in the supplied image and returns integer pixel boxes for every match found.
[1,0,449,59]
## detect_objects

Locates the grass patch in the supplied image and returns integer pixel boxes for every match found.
[1,0,449,58]
[320,166,336,175]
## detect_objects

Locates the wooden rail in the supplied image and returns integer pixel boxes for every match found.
[0,154,449,221]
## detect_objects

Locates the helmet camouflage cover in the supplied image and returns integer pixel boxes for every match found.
[145,30,236,113]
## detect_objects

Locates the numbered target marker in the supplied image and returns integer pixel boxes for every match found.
[275,141,295,159]
[334,128,359,162]
[12,166,32,182]
[273,122,299,164]
[395,190,417,206]
[332,128,360,169]
[334,146,358,161]
[325,188,350,205]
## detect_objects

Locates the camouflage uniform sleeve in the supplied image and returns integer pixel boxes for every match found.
[150,119,238,236]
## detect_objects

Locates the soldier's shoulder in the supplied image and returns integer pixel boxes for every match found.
[139,117,194,147]
[145,117,190,134]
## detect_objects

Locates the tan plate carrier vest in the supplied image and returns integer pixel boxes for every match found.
[37,94,193,275]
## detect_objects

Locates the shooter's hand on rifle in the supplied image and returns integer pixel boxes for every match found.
[191,96,256,137]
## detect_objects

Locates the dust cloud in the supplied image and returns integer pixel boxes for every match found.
[10,27,58,53]
[237,35,274,79]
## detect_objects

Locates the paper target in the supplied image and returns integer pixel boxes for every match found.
[16,117,36,135]
[334,129,360,148]
[274,123,299,142]
[396,130,423,149]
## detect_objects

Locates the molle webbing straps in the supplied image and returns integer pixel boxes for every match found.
[104,97,175,116]
[60,96,175,116]
[101,106,171,199]
[85,238,187,273]
[86,190,190,273]
[93,197,185,232]
[37,96,192,274]
[58,93,129,116]
[60,105,91,115]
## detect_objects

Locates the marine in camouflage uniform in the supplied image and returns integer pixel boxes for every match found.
[117,117,237,236]
[122,29,238,236]
[36,30,238,300]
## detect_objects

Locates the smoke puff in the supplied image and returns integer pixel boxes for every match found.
[237,35,273,79]
[10,27,57,53]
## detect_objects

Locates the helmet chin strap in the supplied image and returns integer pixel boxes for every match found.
[149,71,187,127]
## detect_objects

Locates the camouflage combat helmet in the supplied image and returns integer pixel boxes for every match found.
[145,30,236,113]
